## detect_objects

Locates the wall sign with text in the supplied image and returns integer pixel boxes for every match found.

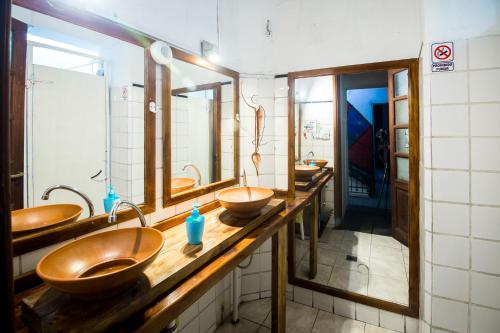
[431,42,454,72]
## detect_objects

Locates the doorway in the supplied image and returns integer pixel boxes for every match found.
[341,72,393,237]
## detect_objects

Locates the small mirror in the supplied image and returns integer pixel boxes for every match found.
[10,5,150,236]
[164,57,237,204]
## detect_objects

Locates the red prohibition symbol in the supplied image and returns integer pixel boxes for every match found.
[434,45,451,60]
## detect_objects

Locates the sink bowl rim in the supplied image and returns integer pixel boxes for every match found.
[36,227,164,283]
[215,186,275,203]
[295,164,320,171]
[303,159,328,168]
[12,203,83,233]
[172,177,197,187]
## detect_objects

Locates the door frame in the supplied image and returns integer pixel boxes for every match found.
[287,58,420,317]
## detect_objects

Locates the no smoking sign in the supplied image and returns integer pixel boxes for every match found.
[431,42,454,72]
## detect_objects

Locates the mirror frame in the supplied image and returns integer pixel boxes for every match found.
[162,51,239,206]
[11,0,156,256]
[287,59,420,317]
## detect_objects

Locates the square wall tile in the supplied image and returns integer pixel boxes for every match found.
[432,170,469,203]
[432,202,469,236]
[470,306,500,333]
[431,138,469,170]
[431,297,468,333]
[471,272,500,308]
[380,310,404,332]
[356,303,379,326]
[293,286,312,307]
[471,103,500,137]
[432,265,469,302]
[471,206,500,241]
[433,234,469,269]
[471,138,500,171]
[471,172,500,205]
[405,316,419,333]
[312,291,333,312]
[469,35,500,69]
[241,274,260,295]
[472,239,500,274]
[430,72,468,104]
[333,297,355,319]
[470,69,500,103]
[199,301,216,333]
[431,104,468,137]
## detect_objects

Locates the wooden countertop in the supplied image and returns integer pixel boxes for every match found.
[16,174,333,333]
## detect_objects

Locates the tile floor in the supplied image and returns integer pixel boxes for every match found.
[214,298,400,333]
[295,226,409,305]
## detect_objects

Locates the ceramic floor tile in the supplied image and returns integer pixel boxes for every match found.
[238,298,271,325]
[328,268,369,295]
[317,247,340,266]
[365,323,400,332]
[215,318,260,333]
[368,257,407,281]
[296,258,333,285]
[256,326,270,333]
[312,310,365,333]
[371,235,402,249]
[263,300,318,332]
[370,244,404,263]
[368,275,409,306]
[334,252,370,272]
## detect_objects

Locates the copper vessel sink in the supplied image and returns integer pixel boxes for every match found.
[11,204,82,234]
[36,227,164,298]
[216,187,274,218]
[303,159,328,168]
[295,165,320,179]
[172,177,197,194]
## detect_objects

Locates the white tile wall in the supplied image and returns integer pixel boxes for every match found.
[421,33,500,333]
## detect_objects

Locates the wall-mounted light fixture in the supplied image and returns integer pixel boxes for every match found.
[201,40,220,63]
[150,40,172,67]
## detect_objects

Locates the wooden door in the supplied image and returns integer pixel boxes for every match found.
[9,19,27,210]
[388,69,410,246]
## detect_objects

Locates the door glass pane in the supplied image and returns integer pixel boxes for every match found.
[395,128,409,153]
[394,70,408,97]
[397,157,409,181]
[395,99,409,124]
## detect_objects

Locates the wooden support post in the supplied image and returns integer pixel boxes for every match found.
[272,225,286,333]
[309,194,318,279]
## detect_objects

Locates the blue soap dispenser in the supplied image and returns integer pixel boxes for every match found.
[103,185,120,213]
[186,202,205,245]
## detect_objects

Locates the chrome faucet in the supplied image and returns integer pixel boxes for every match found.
[307,151,315,158]
[183,163,202,186]
[41,185,95,218]
[108,200,148,227]
[241,169,248,187]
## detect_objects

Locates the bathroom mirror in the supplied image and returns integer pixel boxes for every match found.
[288,60,420,317]
[163,54,239,206]
[9,0,156,255]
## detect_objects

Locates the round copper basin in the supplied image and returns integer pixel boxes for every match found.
[216,187,274,218]
[36,227,164,299]
[303,159,328,168]
[172,177,196,194]
[12,204,83,234]
[295,165,320,179]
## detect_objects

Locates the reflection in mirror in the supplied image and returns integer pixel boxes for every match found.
[293,70,411,307]
[10,6,145,235]
[169,58,234,196]
[294,76,334,169]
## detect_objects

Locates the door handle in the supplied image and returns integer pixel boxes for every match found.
[10,172,24,179]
